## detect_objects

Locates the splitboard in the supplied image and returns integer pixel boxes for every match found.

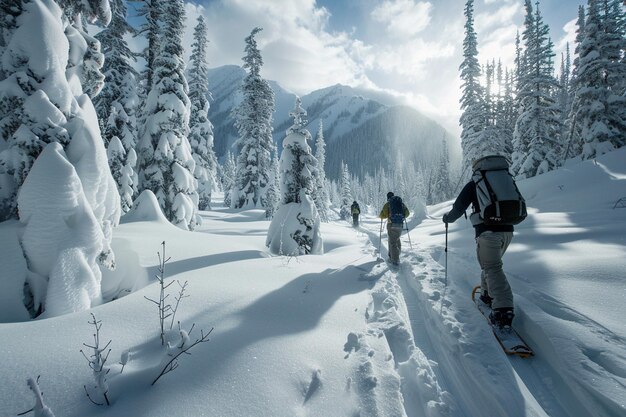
[471,285,534,358]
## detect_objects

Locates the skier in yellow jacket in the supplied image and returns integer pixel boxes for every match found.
[379,192,409,265]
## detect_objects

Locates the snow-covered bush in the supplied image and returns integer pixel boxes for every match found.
[18,143,105,317]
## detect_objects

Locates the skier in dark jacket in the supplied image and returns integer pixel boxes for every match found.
[351,201,361,227]
[443,180,515,329]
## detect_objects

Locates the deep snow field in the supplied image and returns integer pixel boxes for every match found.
[1,147,625,417]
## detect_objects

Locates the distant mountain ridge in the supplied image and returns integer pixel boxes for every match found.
[207,65,460,179]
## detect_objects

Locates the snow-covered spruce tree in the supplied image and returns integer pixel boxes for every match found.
[232,27,275,209]
[564,5,587,160]
[107,136,134,212]
[264,142,280,218]
[339,161,352,221]
[136,0,162,94]
[313,120,330,222]
[568,0,626,160]
[512,0,562,178]
[0,0,119,286]
[459,0,485,177]
[432,138,452,203]
[137,0,199,230]
[94,0,138,212]
[188,16,218,211]
[221,151,236,208]
[266,97,322,256]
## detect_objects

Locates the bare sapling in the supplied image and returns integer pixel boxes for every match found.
[17,376,55,417]
[143,241,214,385]
[152,326,214,385]
[145,241,174,345]
[80,313,112,406]
[169,280,189,330]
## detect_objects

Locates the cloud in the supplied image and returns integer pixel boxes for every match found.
[183,1,365,95]
[475,3,521,33]
[371,0,433,38]
[556,17,577,52]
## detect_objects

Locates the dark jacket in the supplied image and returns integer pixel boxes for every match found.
[447,180,514,237]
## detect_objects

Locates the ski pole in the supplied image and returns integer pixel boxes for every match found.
[378,219,383,258]
[440,222,449,314]
[404,219,413,250]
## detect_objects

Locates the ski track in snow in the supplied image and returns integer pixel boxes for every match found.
[354,213,622,417]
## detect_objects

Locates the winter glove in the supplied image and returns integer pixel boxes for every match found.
[442,213,450,224]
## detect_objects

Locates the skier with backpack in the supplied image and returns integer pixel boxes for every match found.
[442,155,527,330]
[379,192,410,266]
[351,201,361,227]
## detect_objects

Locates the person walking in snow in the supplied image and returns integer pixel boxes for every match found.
[379,192,409,266]
[351,201,361,227]
[442,156,517,329]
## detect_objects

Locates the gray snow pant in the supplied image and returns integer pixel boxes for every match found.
[476,231,514,310]
[387,223,403,264]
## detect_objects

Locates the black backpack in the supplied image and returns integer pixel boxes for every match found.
[388,196,404,225]
[472,156,527,226]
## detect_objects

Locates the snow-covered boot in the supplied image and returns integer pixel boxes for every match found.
[489,308,514,329]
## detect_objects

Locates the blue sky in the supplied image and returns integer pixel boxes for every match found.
[182,0,588,136]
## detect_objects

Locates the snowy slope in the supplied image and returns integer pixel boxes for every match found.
[1,148,625,417]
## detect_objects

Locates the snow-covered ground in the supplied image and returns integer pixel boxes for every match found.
[1,148,625,416]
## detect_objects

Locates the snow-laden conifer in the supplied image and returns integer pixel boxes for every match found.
[568,0,626,160]
[339,161,352,221]
[137,0,199,230]
[313,121,330,222]
[136,0,162,92]
[459,0,485,176]
[107,136,134,213]
[19,143,105,316]
[221,151,236,208]
[94,0,138,212]
[265,143,280,218]
[0,0,120,278]
[232,27,275,209]
[266,97,322,256]
[512,0,562,178]
[188,16,218,210]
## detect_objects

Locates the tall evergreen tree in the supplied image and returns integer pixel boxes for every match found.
[265,143,280,218]
[569,0,626,160]
[339,161,352,221]
[188,15,218,211]
[459,0,485,176]
[564,5,587,160]
[94,0,138,212]
[221,151,236,208]
[137,0,198,230]
[512,0,562,178]
[232,27,275,209]
[266,97,322,256]
[279,97,318,204]
[313,120,330,222]
[136,0,162,93]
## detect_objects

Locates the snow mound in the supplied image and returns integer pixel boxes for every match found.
[121,190,169,224]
